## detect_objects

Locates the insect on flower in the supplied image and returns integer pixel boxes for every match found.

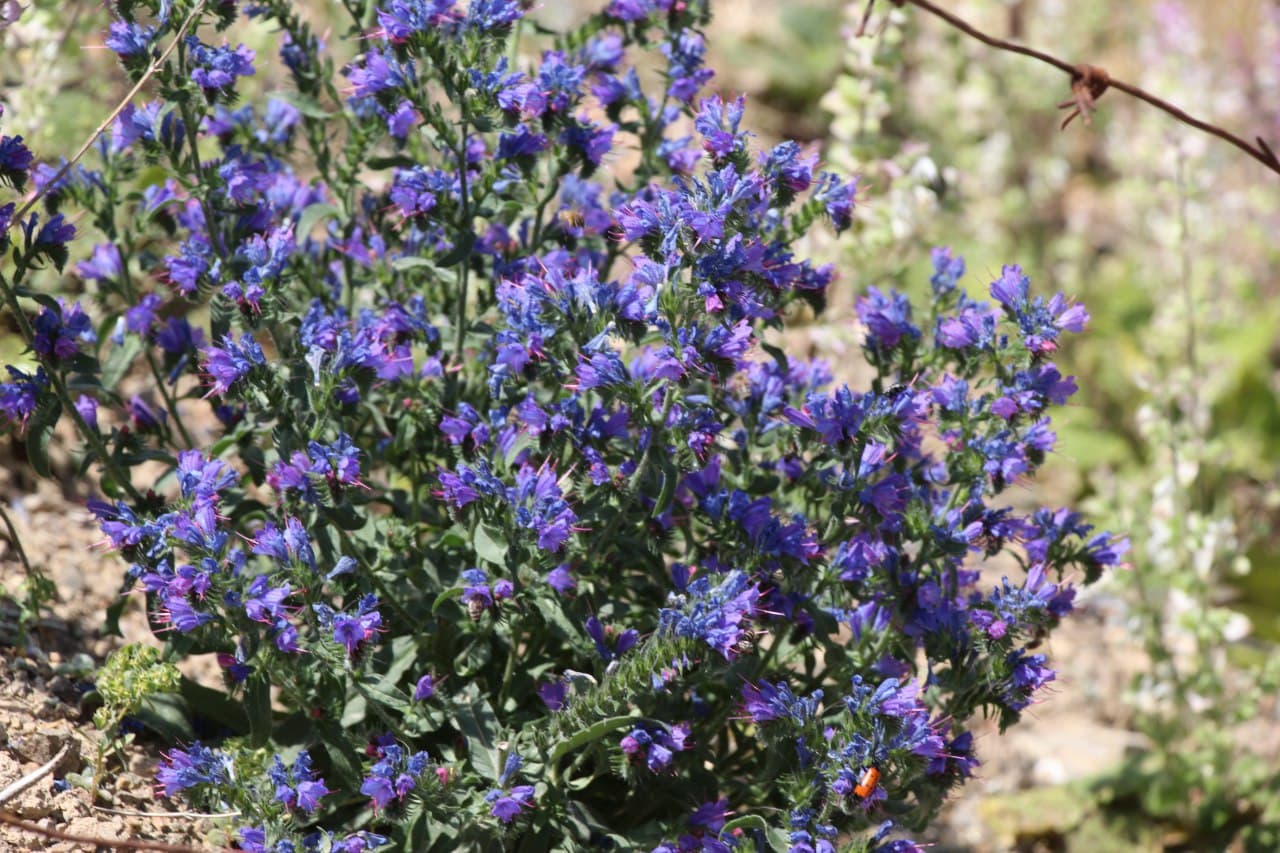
[467,597,487,622]
[728,628,760,657]
[854,766,881,799]
[557,209,586,230]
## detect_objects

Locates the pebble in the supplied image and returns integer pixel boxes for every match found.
[1031,756,1069,787]
[9,729,78,771]
[55,653,95,677]
[12,788,56,819]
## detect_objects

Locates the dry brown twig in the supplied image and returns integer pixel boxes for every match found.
[3,0,208,234]
[0,743,70,806]
[0,809,234,852]
[868,0,1280,176]
[92,804,241,820]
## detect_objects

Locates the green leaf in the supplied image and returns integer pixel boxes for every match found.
[454,691,501,780]
[380,635,419,685]
[761,341,790,375]
[26,397,62,479]
[103,596,127,638]
[209,425,251,458]
[179,676,249,734]
[317,719,363,788]
[100,335,144,391]
[721,815,769,835]
[365,154,418,171]
[435,231,476,267]
[340,693,367,728]
[454,639,491,678]
[245,675,272,748]
[296,202,342,239]
[270,90,333,119]
[765,826,791,849]
[474,523,507,566]
[650,457,677,518]
[432,586,464,613]
[392,256,442,273]
[748,474,781,495]
[322,503,367,531]
[14,287,61,315]
[135,693,195,742]
[356,676,410,714]
[532,597,580,644]
[549,714,637,765]
[503,432,537,466]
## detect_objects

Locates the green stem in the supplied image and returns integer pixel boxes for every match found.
[0,280,142,501]
[528,162,565,251]
[591,387,680,554]
[144,348,195,449]
[335,527,417,628]
[115,249,196,450]
[496,614,521,712]
[507,17,526,65]
[0,503,34,579]
[630,386,679,492]
[452,115,473,365]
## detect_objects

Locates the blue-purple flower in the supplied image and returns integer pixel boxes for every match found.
[155,743,232,798]
[659,570,761,659]
[201,333,266,396]
[359,740,429,810]
[186,37,256,96]
[31,299,96,361]
[0,134,34,190]
[268,750,330,813]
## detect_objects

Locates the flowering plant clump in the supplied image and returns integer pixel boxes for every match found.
[0,1,1126,850]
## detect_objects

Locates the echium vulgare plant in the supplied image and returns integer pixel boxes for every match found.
[0,0,1127,850]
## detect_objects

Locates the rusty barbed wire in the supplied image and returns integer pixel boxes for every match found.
[865,0,1280,176]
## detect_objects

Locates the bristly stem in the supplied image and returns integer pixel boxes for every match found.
[0,503,34,579]
[452,112,472,366]
[0,278,143,502]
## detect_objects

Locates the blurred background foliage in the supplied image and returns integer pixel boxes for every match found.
[817,1,1280,847]
[3,0,1279,848]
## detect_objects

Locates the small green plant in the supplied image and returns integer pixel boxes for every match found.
[0,502,56,648]
[89,643,181,798]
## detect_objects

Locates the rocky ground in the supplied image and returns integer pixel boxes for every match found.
[0,466,220,852]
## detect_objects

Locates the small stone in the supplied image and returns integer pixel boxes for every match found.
[9,729,78,771]
[55,564,86,597]
[115,779,151,806]
[11,788,55,819]
[56,653,95,678]
[12,657,37,675]
[1031,756,1068,787]
[38,696,63,720]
